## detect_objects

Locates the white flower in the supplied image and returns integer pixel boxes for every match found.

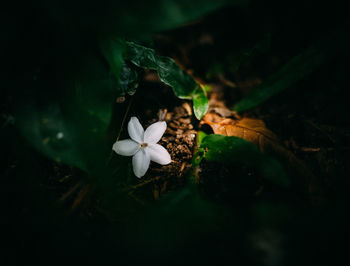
[112,117,171,178]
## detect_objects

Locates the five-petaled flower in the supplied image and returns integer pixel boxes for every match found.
[112,117,171,178]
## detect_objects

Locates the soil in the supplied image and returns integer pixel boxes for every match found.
[130,102,197,201]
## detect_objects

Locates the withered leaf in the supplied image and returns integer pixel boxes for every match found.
[201,113,315,194]
[201,113,278,146]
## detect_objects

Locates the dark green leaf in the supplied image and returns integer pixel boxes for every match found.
[200,134,290,187]
[125,41,196,99]
[125,41,208,119]
[119,62,139,96]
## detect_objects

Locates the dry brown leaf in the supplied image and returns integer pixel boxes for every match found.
[201,112,318,195]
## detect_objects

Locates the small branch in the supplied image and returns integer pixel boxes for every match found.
[116,96,134,142]
[107,97,134,165]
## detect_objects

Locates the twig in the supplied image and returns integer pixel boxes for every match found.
[106,97,134,165]
[116,96,134,142]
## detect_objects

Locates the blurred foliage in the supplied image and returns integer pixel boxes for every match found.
[233,29,350,112]
[207,34,271,78]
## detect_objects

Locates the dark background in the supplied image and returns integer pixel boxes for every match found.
[1,1,350,265]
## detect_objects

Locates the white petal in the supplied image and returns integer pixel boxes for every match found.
[144,121,167,144]
[147,144,171,165]
[112,139,140,156]
[132,149,150,178]
[128,117,144,143]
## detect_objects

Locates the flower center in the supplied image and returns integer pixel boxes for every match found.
[141,143,148,148]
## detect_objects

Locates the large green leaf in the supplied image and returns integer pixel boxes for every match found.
[199,134,290,187]
[14,53,119,174]
[125,41,208,119]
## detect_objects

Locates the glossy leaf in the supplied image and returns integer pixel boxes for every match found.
[125,41,196,98]
[119,62,139,96]
[125,41,208,119]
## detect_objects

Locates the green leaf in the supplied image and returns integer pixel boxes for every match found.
[125,41,208,119]
[200,134,290,187]
[125,41,196,98]
[100,37,141,97]
[233,29,348,113]
[192,85,209,120]
[119,62,139,96]
[197,131,209,146]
